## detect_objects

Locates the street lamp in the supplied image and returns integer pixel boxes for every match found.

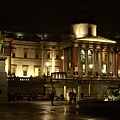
[46,62,49,77]
[89,64,93,96]
[89,64,93,78]
[61,56,64,60]
[61,56,64,72]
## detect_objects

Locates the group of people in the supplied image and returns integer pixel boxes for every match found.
[69,92,76,104]
[69,91,84,104]
[50,91,84,105]
[7,93,23,101]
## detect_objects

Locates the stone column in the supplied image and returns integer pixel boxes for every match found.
[107,47,110,77]
[78,44,82,77]
[64,86,67,100]
[62,49,64,72]
[69,47,73,77]
[113,48,117,77]
[0,54,8,102]
[99,46,103,78]
[78,86,81,101]
[92,45,96,77]
[41,45,46,74]
[7,56,11,75]
[64,48,68,73]
[85,45,89,76]
[52,49,55,73]
[4,38,13,75]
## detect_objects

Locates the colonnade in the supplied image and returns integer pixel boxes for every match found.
[78,44,117,78]
[63,44,118,78]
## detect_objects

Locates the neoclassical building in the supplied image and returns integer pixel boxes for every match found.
[1,9,120,78]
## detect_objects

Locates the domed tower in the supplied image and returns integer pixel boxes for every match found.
[71,8,97,38]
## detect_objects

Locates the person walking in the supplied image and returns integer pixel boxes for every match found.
[80,91,84,99]
[69,92,73,104]
[73,92,76,104]
[50,91,55,105]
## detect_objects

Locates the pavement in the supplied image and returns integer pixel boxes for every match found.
[0,101,79,120]
[0,100,119,120]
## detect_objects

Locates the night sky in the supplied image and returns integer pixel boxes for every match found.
[0,0,120,38]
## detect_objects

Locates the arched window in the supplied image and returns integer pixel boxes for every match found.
[80,49,85,62]
[88,50,92,62]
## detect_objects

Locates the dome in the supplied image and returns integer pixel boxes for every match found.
[71,9,96,25]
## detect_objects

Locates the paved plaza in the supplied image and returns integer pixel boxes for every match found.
[0,100,119,120]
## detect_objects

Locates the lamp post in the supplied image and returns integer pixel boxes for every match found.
[89,64,93,78]
[61,56,64,72]
[46,62,49,77]
[89,64,93,96]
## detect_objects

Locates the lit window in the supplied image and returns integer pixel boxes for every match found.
[22,65,28,76]
[11,66,16,76]
[23,71,27,76]
[83,64,85,74]
[88,50,92,62]
[80,49,85,61]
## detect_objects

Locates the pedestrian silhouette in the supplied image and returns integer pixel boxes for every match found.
[50,91,55,105]
[80,92,84,99]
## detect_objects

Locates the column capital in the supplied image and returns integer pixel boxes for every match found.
[100,45,103,50]
[113,48,119,53]
[92,44,96,50]
[78,43,82,48]
[85,44,89,48]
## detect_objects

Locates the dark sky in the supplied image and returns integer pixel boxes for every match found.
[0,0,120,38]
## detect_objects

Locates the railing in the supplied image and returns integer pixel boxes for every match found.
[51,78,120,84]
[7,77,120,84]
[7,77,46,83]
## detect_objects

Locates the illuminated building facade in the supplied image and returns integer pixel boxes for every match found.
[1,9,120,78]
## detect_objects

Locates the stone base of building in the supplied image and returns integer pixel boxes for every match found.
[0,55,8,102]
[0,72,8,102]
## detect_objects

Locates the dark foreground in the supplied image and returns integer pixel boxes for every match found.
[0,101,119,120]
[76,100,120,119]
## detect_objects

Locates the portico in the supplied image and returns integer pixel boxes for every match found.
[61,36,117,79]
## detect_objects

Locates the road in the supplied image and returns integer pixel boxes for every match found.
[0,100,119,120]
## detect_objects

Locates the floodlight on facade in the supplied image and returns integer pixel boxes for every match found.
[89,64,93,69]
[61,56,64,60]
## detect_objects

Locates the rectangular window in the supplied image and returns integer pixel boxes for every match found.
[23,71,27,76]
[24,51,27,58]
[35,53,38,59]
[12,52,15,57]
[12,68,15,75]
[105,54,107,61]
[22,65,28,76]
[11,65,17,76]
[34,68,39,76]
[56,54,59,59]
[47,52,50,59]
